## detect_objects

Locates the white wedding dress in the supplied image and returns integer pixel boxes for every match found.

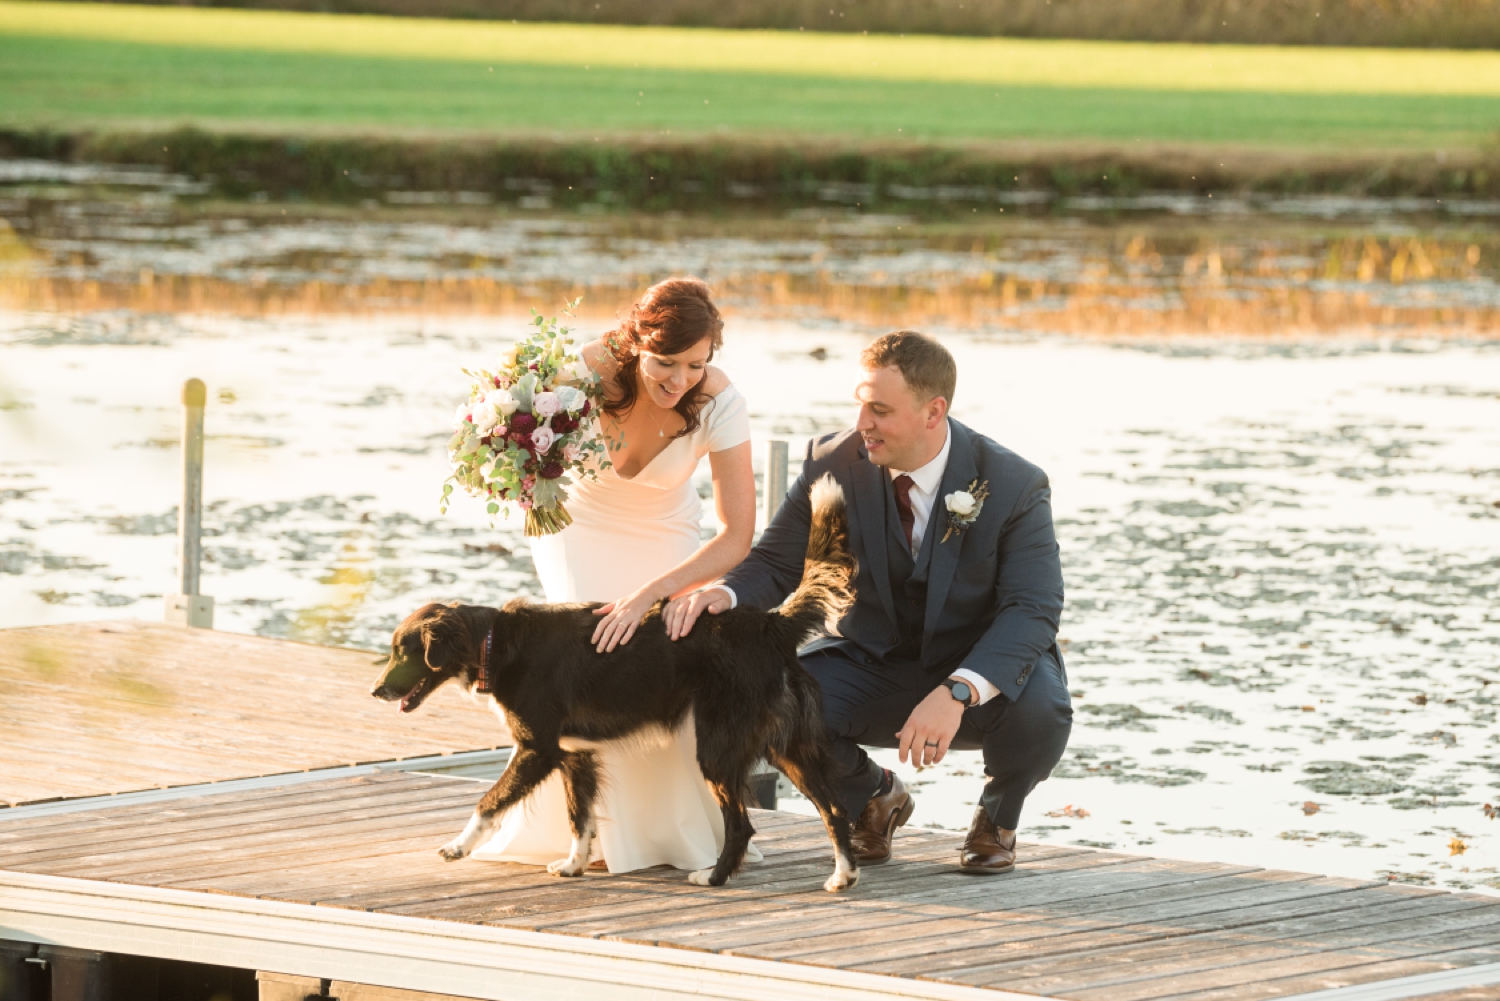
[472,384,764,873]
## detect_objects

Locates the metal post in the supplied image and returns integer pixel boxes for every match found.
[165,378,214,628]
[764,439,789,528]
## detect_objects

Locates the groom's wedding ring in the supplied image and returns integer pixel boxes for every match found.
[924,741,939,747]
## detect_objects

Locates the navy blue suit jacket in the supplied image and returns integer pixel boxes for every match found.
[722,420,1065,703]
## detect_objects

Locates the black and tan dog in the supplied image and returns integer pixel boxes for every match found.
[371,476,861,892]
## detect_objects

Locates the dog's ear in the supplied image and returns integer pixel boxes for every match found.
[420,611,463,672]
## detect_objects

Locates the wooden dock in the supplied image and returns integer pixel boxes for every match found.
[3,622,1500,1001]
[0,621,508,806]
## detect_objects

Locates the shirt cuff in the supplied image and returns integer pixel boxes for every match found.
[950,668,1001,706]
[714,585,738,610]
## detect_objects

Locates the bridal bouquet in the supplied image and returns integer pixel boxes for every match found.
[441,306,609,536]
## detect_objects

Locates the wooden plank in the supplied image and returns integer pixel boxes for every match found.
[510,846,1135,942]
[0,621,508,805]
[1162,946,1500,1001]
[655,872,1299,959]
[211,825,824,907]
[187,806,828,905]
[1283,983,1500,1001]
[845,888,1448,984]
[411,851,881,927]
[1084,939,1500,1001]
[889,880,1373,971]
[994,902,1500,999]
[0,773,467,845]
[718,869,1318,964]
[0,779,476,868]
[909,888,1455,986]
[624,858,1259,954]
[0,771,445,836]
[509,847,974,935]
[44,811,480,885]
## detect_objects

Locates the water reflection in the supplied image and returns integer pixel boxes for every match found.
[1,163,1497,337]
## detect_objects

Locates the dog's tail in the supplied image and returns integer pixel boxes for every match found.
[776,474,857,645]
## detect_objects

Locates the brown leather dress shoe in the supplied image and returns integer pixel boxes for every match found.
[851,772,915,865]
[960,805,1016,874]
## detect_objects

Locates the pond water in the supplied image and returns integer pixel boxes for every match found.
[2,169,1499,894]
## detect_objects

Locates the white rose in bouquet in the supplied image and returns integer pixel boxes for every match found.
[453,403,472,428]
[470,402,500,432]
[484,387,519,417]
[531,425,557,454]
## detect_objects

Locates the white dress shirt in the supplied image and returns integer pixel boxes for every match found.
[716,421,1000,706]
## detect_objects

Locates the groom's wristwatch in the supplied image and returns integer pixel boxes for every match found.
[942,677,976,707]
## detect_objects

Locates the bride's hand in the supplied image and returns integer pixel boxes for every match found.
[591,587,661,653]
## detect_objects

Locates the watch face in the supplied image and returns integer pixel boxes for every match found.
[950,681,972,704]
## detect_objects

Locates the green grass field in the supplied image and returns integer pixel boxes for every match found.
[4,1,1500,149]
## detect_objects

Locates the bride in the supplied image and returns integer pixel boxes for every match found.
[473,276,761,874]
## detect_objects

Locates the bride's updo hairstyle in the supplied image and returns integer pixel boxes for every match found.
[603,276,725,439]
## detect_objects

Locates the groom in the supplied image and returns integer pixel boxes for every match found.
[668,331,1072,872]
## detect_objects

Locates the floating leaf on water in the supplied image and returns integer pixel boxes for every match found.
[1303,801,1321,816]
[1299,761,1409,797]
[1450,837,1468,856]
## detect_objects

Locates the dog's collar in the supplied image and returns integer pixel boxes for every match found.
[477,623,494,695]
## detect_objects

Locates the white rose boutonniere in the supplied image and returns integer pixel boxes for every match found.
[942,479,990,543]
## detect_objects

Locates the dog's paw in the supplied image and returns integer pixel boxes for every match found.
[438,841,469,862]
[547,857,587,878]
[824,868,860,892]
[687,867,721,887]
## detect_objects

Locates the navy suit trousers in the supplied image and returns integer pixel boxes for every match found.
[799,646,1073,830]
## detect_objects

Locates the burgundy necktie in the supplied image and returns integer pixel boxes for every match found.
[892,474,916,553]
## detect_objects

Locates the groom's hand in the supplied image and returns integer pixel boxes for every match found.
[897,687,966,767]
[665,587,731,640]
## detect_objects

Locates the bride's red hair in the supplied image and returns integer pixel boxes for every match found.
[603,277,725,439]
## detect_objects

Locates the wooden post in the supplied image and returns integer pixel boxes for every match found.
[764,439,789,528]
[165,378,214,629]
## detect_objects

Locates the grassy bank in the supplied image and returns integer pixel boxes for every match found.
[3,4,1500,152]
[66,0,1500,51]
[5,128,1495,210]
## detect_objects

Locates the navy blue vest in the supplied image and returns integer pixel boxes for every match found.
[884,475,938,666]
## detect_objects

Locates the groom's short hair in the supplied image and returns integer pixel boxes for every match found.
[860,331,956,407]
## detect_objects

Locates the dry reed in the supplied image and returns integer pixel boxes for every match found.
[7,244,1493,338]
